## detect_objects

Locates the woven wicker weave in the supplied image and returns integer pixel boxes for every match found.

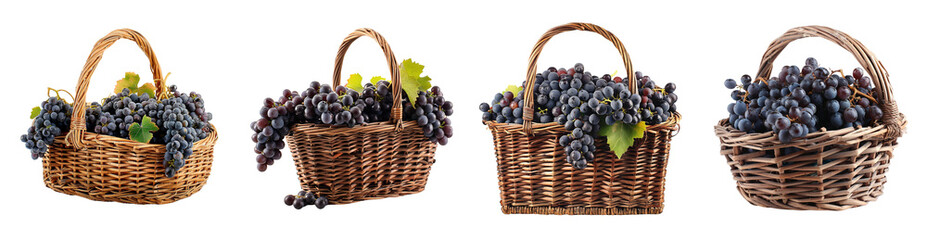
[285,28,436,205]
[714,25,906,210]
[487,22,681,215]
[43,29,218,204]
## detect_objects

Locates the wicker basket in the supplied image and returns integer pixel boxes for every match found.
[486,22,681,215]
[714,26,906,210]
[284,28,437,205]
[43,29,218,204]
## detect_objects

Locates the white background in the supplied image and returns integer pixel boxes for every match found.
[1,0,924,239]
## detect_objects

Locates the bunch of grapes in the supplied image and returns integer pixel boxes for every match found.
[21,96,72,160]
[356,81,394,123]
[21,85,214,178]
[283,190,329,210]
[404,86,454,145]
[251,80,453,172]
[724,57,882,143]
[252,90,300,172]
[479,63,678,169]
[155,89,212,177]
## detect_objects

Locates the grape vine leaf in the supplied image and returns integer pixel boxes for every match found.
[346,73,364,92]
[370,76,385,85]
[128,116,159,143]
[399,59,432,106]
[504,85,523,94]
[115,72,157,98]
[30,106,41,119]
[597,121,647,158]
[137,83,156,98]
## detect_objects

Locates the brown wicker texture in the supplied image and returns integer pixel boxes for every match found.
[714,25,906,210]
[43,29,218,204]
[487,22,681,215]
[285,28,436,205]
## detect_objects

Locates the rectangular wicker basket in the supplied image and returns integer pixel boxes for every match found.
[488,22,680,215]
[489,116,678,215]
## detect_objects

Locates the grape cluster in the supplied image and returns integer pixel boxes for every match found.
[156,87,212,177]
[252,82,372,172]
[252,90,299,172]
[354,81,394,123]
[251,80,453,172]
[725,57,882,143]
[479,63,678,169]
[283,190,329,210]
[21,97,72,159]
[21,86,214,178]
[404,86,454,145]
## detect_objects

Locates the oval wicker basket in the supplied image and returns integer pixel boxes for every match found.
[284,28,437,205]
[486,22,681,215]
[714,25,906,210]
[43,29,218,204]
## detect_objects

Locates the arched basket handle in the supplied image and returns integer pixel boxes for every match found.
[65,29,165,149]
[521,22,635,134]
[332,28,403,131]
[757,25,902,138]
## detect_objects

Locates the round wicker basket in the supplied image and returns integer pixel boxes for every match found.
[714,25,906,210]
[43,29,218,204]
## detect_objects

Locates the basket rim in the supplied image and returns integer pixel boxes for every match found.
[289,120,426,136]
[61,123,218,150]
[714,115,906,151]
[484,111,680,134]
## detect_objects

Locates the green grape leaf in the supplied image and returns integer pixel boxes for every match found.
[115,72,141,94]
[598,121,647,158]
[417,75,432,91]
[115,72,157,98]
[399,59,431,106]
[346,73,364,92]
[137,83,157,99]
[128,116,159,143]
[30,106,41,119]
[370,76,385,85]
[504,85,523,94]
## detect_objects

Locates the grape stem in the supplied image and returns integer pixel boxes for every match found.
[756,77,768,85]
[848,85,877,103]
[47,88,75,104]
[156,72,173,100]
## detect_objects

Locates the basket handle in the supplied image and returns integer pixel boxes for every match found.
[757,25,902,138]
[332,28,403,130]
[521,22,635,133]
[65,29,165,149]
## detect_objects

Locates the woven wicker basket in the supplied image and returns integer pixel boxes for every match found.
[43,29,218,204]
[487,22,681,215]
[714,25,906,210]
[284,28,437,205]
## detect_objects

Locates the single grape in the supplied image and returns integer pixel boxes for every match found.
[284,195,296,206]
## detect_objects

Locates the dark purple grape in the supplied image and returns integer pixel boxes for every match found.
[843,108,859,123]
[853,67,864,80]
[315,196,329,209]
[284,195,296,206]
[858,76,872,89]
